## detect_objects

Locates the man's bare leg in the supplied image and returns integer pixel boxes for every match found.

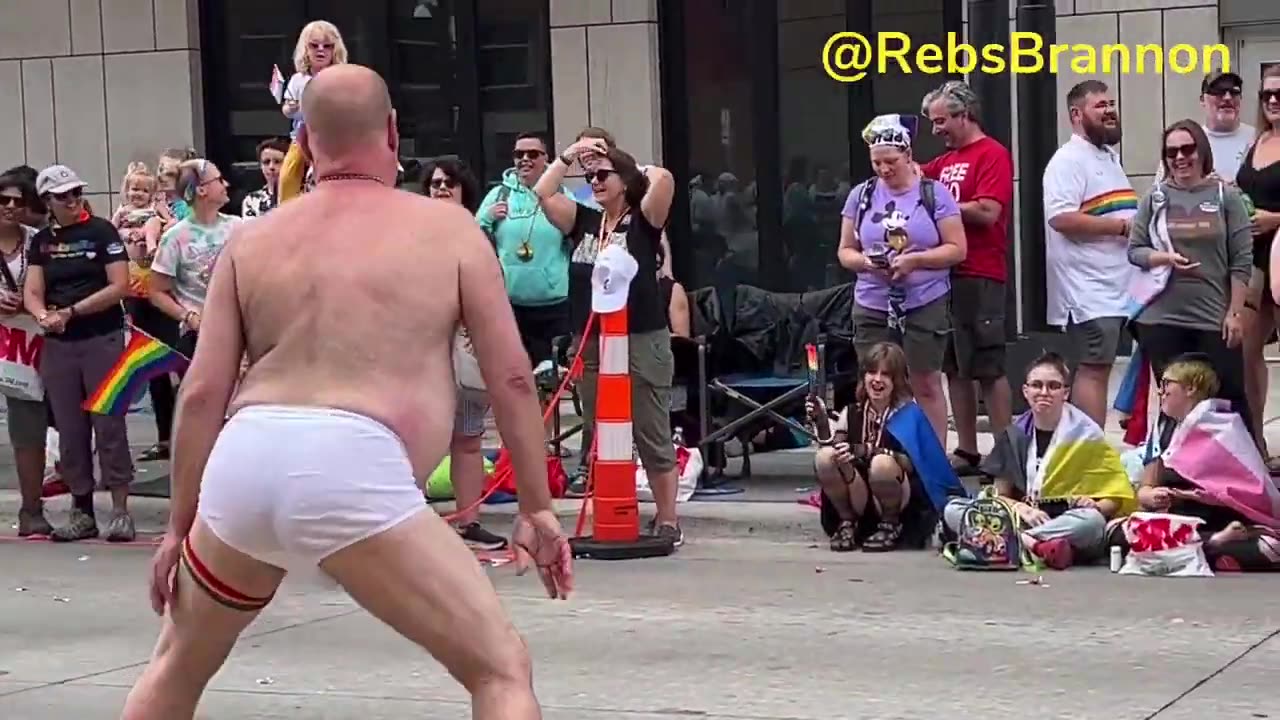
[320,508,540,719]
[450,432,486,527]
[1071,363,1111,429]
[121,519,285,720]
[980,376,1013,435]
[947,375,981,457]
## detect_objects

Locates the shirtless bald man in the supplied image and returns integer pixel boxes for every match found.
[120,64,572,720]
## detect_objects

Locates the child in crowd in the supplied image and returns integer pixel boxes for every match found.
[279,21,348,204]
[155,147,196,229]
[111,163,167,299]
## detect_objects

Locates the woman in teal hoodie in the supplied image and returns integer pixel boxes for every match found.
[476,132,573,367]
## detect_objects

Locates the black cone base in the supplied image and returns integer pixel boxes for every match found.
[569,533,676,560]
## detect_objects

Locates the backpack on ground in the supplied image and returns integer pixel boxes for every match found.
[942,485,1035,571]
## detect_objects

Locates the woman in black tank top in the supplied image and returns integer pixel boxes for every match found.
[1234,67,1280,465]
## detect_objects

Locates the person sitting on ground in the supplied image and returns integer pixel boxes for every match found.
[807,341,966,552]
[943,352,1136,569]
[1126,353,1280,571]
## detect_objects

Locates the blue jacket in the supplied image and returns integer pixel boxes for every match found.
[476,169,570,307]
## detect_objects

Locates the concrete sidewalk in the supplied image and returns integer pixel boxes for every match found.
[0,535,1277,718]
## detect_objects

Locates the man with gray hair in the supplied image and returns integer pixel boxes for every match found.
[919,80,1015,474]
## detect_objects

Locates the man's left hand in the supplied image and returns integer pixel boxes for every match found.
[149,533,182,615]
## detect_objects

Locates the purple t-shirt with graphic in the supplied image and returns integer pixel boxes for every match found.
[842,177,960,312]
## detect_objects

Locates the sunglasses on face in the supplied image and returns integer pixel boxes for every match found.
[0,196,25,209]
[308,42,333,51]
[588,168,618,183]
[1025,380,1065,392]
[1164,143,1198,160]
[430,177,457,190]
[51,188,83,202]
[1261,89,1280,104]
[1206,86,1242,98]
[513,149,545,161]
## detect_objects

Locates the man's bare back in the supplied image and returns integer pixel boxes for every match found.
[229,183,474,475]
[122,65,568,720]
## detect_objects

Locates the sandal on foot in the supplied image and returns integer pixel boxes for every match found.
[862,521,902,552]
[829,519,858,552]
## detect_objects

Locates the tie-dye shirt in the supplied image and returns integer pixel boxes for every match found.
[152,213,241,314]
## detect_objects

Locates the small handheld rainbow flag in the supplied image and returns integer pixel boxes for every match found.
[805,343,819,393]
[83,330,190,416]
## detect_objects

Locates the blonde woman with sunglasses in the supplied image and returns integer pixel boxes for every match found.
[279,20,349,203]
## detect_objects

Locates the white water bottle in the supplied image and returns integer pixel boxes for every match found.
[672,426,685,447]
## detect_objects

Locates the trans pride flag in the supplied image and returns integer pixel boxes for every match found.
[83,330,189,416]
[1162,399,1280,529]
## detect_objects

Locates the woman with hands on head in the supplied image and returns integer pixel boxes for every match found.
[530,135,688,546]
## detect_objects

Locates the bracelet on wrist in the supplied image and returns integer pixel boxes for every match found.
[558,153,573,167]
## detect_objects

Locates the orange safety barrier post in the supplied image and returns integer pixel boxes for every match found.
[568,245,675,560]
[590,307,638,541]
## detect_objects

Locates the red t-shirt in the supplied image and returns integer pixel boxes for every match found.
[920,135,1014,282]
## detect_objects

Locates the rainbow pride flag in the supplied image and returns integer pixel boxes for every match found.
[83,331,189,416]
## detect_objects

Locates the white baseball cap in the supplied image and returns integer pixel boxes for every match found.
[591,244,638,314]
[36,164,87,196]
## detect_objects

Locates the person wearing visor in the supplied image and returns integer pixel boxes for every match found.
[25,165,134,542]
[837,114,967,446]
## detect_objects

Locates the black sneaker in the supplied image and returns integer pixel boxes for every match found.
[648,519,684,548]
[136,443,170,462]
[457,522,508,551]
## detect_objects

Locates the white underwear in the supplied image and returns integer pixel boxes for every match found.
[198,404,429,571]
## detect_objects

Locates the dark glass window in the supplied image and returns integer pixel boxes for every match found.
[672,0,760,289]
[476,0,552,185]
[659,0,959,291]
[200,0,551,207]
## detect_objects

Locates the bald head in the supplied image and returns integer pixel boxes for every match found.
[301,64,394,156]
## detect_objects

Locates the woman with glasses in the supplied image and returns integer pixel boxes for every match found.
[1128,119,1254,437]
[1240,65,1280,464]
[1129,355,1280,572]
[838,114,967,446]
[278,20,349,204]
[25,164,134,542]
[0,171,53,536]
[148,160,238,361]
[475,132,573,370]
[422,155,511,552]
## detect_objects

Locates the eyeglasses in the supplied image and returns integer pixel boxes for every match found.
[1025,380,1065,392]
[0,196,25,209]
[1164,143,1197,160]
[429,177,457,190]
[308,41,334,51]
[51,188,83,202]
[200,174,227,188]
[1261,89,1280,104]
[512,149,545,161]
[1206,86,1242,98]
[588,168,618,183]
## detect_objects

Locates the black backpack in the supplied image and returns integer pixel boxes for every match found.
[852,176,938,228]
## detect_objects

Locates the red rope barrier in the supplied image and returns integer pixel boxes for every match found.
[441,313,597,523]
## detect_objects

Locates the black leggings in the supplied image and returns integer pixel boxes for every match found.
[127,299,178,444]
[1135,322,1254,439]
